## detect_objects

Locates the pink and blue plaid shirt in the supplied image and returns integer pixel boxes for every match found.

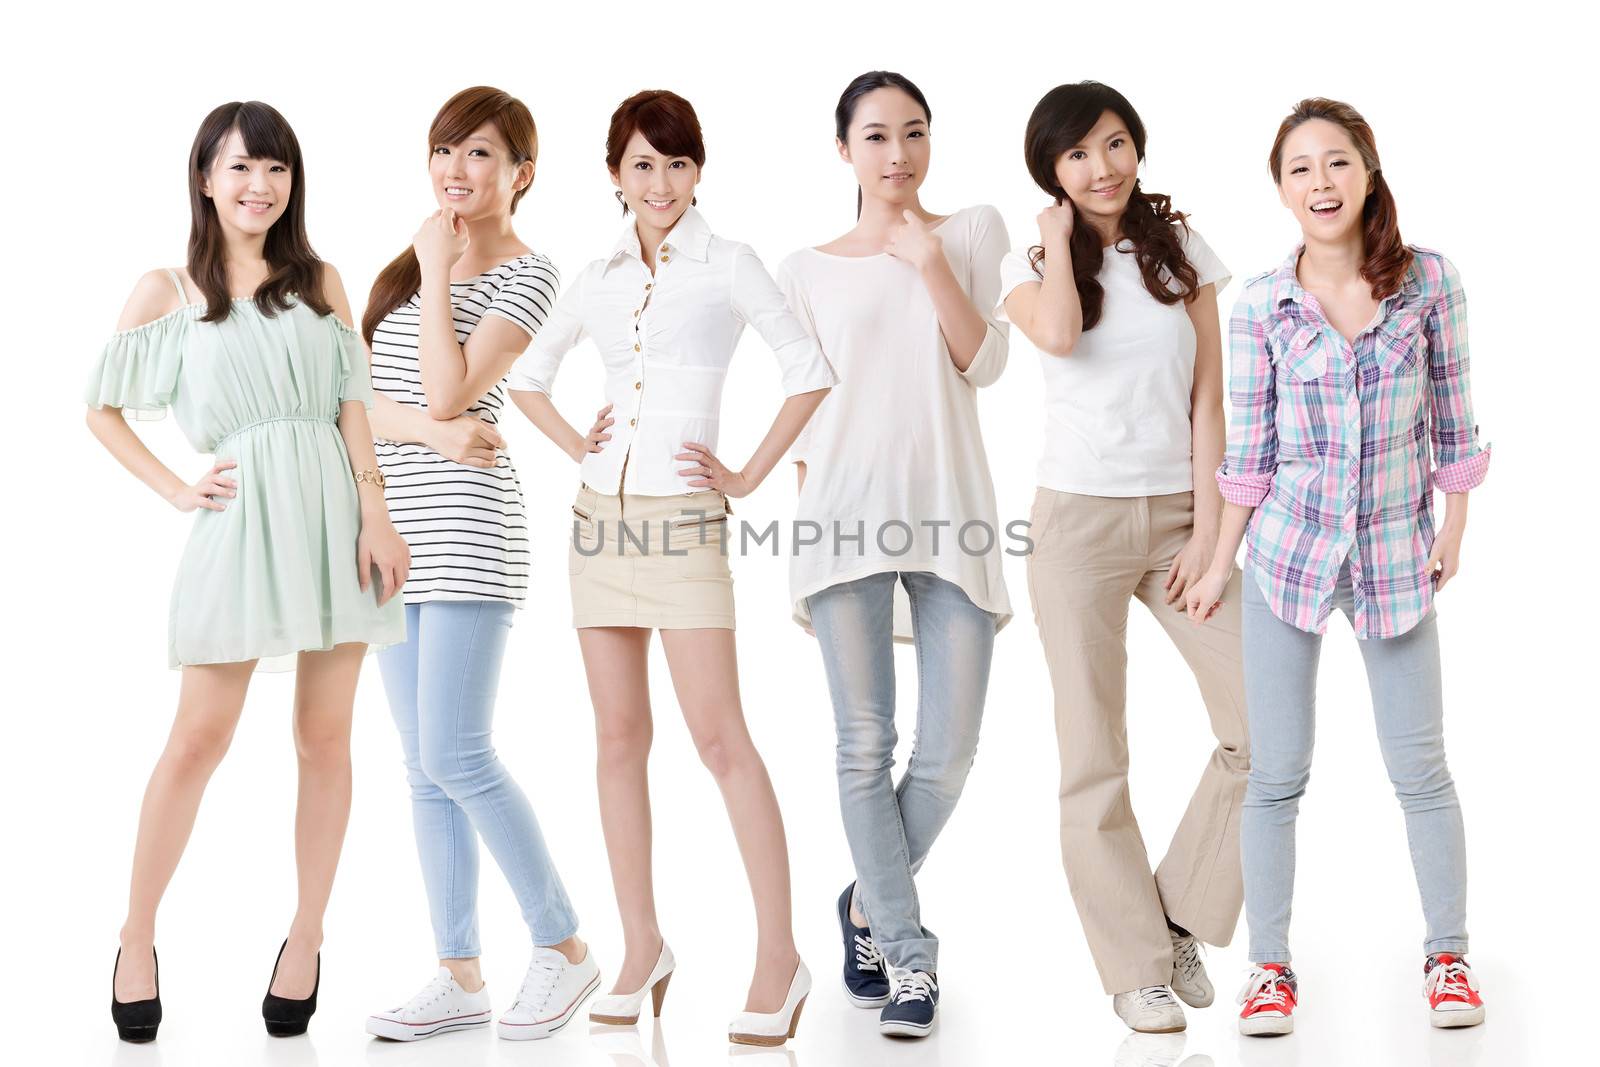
[1216,246,1490,638]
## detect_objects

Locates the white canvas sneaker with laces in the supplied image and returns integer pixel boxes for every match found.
[1112,984,1187,1033]
[366,967,492,1041]
[497,945,601,1040]
[1169,930,1214,1008]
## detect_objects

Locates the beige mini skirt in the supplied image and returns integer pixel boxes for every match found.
[568,483,735,630]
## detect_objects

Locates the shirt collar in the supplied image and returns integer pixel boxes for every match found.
[1272,242,1423,313]
[606,205,713,271]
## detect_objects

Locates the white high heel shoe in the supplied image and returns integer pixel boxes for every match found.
[590,941,675,1026]
[728,959,810,1047]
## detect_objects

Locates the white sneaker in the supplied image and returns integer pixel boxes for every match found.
[1169,930,1214,1008]
[1113,985,1187,1033]
[366,967,491,1041]
[498,945,602,1040]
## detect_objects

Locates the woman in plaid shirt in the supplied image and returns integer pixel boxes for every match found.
[1187,98,1489,1036]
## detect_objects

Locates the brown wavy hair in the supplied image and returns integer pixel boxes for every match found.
[1269,98,1411,301]
[362,86,538,343]
[1023,82,1198,331]
[607,90,705,215]
[187,101,330,323]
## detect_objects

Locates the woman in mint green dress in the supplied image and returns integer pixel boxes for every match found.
[86,101,409,1043]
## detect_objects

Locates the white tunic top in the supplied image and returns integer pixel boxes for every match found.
[781,204,1013,641]
[997,225,1229,496]
[506,207,838,496]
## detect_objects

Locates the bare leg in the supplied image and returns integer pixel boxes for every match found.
[270,642,365,999]
[115,659,257,1002]
[660,628,798,1013]
[579,626,660,994]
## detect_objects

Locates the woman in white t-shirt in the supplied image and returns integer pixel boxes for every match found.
[778,70,1010,1040]
[1001,81,1248,1035]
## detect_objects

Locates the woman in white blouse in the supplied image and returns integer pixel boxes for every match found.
[777,70,1010,1040]
[507,90,833,1047]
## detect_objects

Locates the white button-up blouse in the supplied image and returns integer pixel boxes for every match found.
[506,206,839,497]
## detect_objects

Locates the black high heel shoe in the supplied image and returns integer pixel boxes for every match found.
[261,940,320,1037]
[111,946,162,1043]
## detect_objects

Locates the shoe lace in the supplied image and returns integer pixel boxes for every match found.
[1236,968,1291,1009]
[892,970,937,1004]
[1424,960,1478,1002]
[1170,934,1204,983]
[1133,985,1179,1009]
[516,956,562,1011]
[854,932,884,975]
[399,974,454,1014]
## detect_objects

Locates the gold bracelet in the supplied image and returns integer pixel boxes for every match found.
[355,468,386,489]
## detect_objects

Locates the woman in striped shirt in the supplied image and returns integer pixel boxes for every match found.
[1188,98,1489,1036]
[360,86,597,1044]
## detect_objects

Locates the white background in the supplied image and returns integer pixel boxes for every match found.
[5,2,1591,1065]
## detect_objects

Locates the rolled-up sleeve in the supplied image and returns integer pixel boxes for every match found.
[1216,292,1279,507]
[506,264,590,396]
[959,206,1011,388]
[732,245,838,397]
[1425,257,1490,493]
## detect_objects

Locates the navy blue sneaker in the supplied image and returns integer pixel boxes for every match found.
[879,970,938,1038]
[838,883,891,1007]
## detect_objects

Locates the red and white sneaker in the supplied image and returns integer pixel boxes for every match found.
[1237,963,1298,1036]
[1424,954,1484,1028]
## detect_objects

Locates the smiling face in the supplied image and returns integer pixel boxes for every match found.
[1053,109,1139,234]
[839,87,931,206]
[1276,118,1373,242]
[430,121,532,221]
[200,128,291,237]
[610,131,699,229]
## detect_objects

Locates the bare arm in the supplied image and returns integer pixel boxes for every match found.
[1003,206,1081,357]
[1187,284,1226,537]
[679,388,829,497]
[326,265,409,603]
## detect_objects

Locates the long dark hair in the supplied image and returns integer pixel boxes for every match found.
[363,86,538,344]
[187,101,330,323]
[1269,98,1412,301]
[1022,82,1198,330]
[834,71,931,217]
[606,89,705,217]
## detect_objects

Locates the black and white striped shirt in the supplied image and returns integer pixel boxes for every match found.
[371,253,558,605]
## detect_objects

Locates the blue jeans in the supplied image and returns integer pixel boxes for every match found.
[378,601,578,957]
[1240,564,1469,963]
[807,571,996,973]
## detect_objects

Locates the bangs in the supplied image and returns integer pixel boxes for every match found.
[621,96,705,165]
[232,101,302,167]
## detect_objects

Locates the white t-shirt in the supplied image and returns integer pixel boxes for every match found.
[998,225,1229,497]
[780,204,1013,642]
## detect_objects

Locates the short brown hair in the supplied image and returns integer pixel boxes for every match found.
[606,90,706,173]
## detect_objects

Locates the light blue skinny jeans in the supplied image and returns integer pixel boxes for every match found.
[807,571,996,974]
[1240,563,1469,963]
[378,600,578,957]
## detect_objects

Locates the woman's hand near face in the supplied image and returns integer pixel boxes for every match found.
[1037,201,1075,247]
[413,208,470,275]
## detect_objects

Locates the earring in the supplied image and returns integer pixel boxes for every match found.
[615,190,624,203]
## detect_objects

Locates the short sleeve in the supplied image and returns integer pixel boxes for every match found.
[331,317,374,409]
[958,205,1011,388]
[507,262,593,396]
[84,307,188,421]
[731,244,839,398]
[994,248,1044,323]
[776,254,824,464]
[483,256,560,340]
[1180,226,1231,293]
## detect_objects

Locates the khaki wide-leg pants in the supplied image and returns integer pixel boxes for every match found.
[1026,488,1249,994]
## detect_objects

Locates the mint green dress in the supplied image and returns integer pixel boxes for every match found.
[86,272,407,671]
